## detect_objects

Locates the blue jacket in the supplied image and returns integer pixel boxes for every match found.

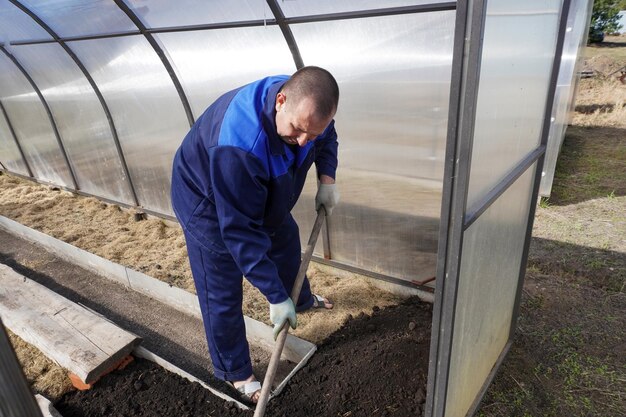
[171,75,338,304]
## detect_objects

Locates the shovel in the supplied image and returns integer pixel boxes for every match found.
[253,207,327,417]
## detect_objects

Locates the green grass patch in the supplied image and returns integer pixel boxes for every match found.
[539,197,552,208]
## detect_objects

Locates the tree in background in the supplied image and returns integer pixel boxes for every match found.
[589,0,623,42]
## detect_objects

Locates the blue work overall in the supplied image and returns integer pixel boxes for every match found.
[171,76,338,381]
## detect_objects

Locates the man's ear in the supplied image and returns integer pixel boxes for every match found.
[275,92,286,112]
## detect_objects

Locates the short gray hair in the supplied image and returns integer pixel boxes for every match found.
[281,66,339,120]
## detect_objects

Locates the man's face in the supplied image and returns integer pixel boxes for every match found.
[275,92,333,147]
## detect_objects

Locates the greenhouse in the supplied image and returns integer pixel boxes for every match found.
[0,1,595,416]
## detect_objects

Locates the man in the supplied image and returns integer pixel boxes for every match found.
[171,66,339,403]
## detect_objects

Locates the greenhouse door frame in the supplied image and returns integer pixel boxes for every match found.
[424,1,571,417]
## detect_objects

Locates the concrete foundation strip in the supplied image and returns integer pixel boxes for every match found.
[36,394,62,417]
[0,215,316,398]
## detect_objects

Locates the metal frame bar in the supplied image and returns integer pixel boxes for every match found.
[425,0,487,415]
[424,0,470,408]
[112,0,195,127]
[266,0,304,69]
[11,31,140,45]
[9,0,140,207]
[0,99,33,177]
[283,3,457,24]
[508,0,571,341]
[11,3,456,46]
[0,45,78,190]
[463,145,545,229]
[313,256,435,293]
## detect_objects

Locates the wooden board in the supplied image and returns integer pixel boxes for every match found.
[0,263,141,384]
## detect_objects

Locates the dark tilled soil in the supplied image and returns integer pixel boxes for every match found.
[55,298,432,417]
[55,358,251,417]
[270,298,432,417]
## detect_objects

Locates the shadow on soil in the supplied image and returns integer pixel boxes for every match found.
[528,237,625,293]
[547,125,626,206]
[588,40,626,49]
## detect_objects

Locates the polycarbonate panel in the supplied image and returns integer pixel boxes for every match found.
[0,53,72,186]
[279,0,453,17]
[0,107,29,175]
[291,12,454,281]
[445,165,536,417]
[68,36,189,215]
[18,0,135,37]
[540,0,592,196]
[0,0,52,43]
[156,26,295,117]
[11,43,134,204]
[466,1,561,208]
[125,0,273,28]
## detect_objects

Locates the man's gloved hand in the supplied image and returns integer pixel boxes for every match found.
[269,298,297,340]
[315,183,340,215]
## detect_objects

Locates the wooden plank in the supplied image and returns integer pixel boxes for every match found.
[0,263,141,384]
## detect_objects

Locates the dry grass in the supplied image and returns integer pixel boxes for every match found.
[574,34,626,128]
[0,175,193,290]
[572,78,626,128]
[583,35,626,67]
[6,328,74,401]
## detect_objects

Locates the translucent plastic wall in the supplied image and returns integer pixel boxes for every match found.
[445,167,536,416]
[0,0,456,286]
[465,2,560,209]
[291,10,454,281]
[10,42,135,203]
[0,51,73,186]
[67,36,190,213]
[540,0,593,197]
[427,1,568,416]
[0,103,29,175]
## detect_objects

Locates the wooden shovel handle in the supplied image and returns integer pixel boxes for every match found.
[254,208,326,416]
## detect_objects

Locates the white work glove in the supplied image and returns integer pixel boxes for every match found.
[315,183,340,215]
[269,298,297,340]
